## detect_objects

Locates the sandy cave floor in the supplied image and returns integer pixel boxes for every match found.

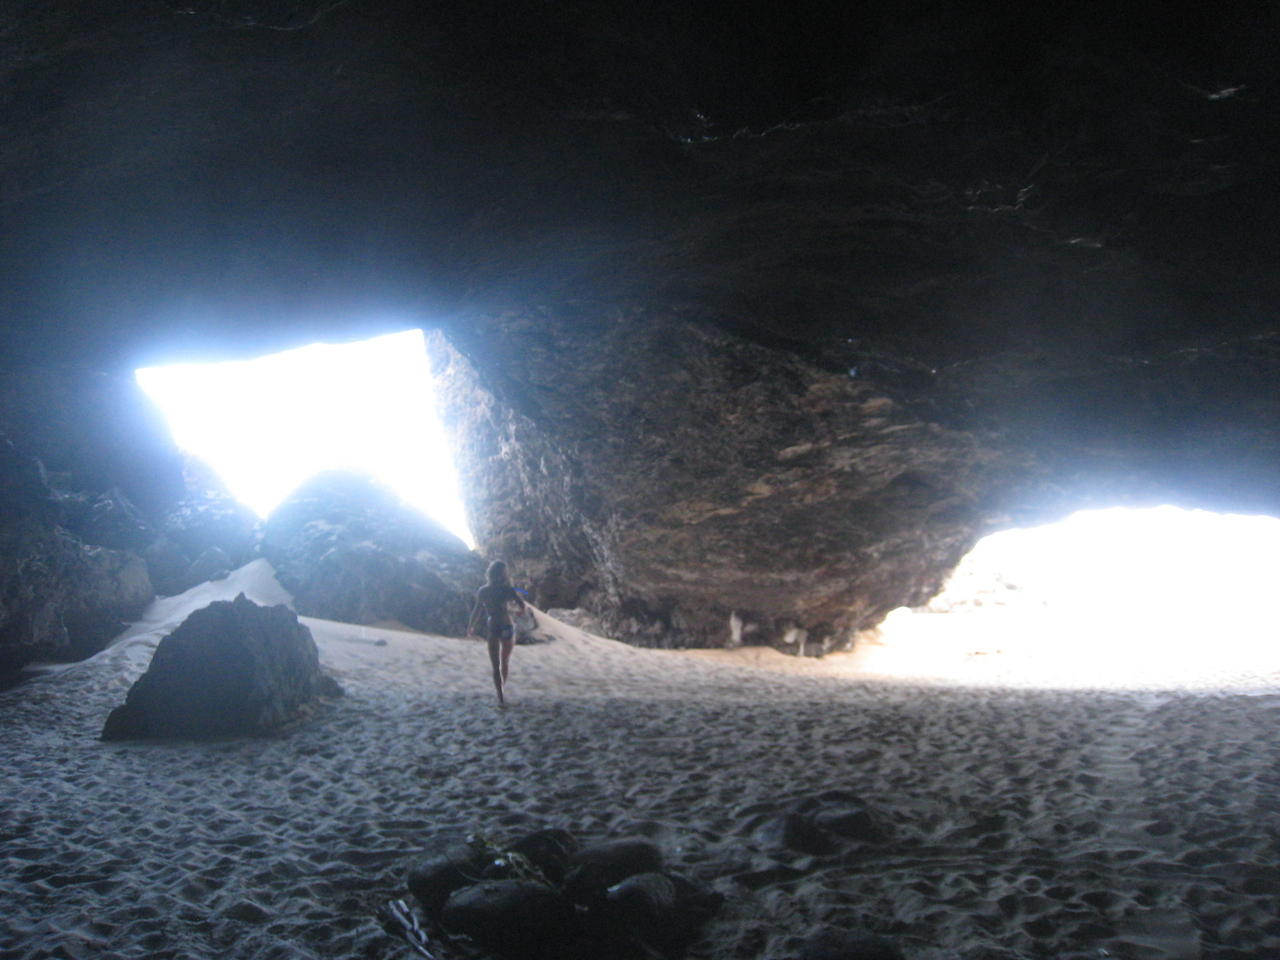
[5,563,1280,960]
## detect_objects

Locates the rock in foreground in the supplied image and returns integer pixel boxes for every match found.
[101,593,342,741]
[403,831,723,960]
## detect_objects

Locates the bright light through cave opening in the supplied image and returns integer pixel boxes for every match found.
[860,506,1280,691]
[135,329,475,549]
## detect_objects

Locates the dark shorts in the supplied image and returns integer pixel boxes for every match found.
[487,625,514,643]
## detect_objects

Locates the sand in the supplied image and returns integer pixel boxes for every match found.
[4,561,1280,960]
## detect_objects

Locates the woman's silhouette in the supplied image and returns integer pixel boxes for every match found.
[468,560,529,708]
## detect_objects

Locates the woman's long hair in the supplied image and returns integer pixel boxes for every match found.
[487,560,511,588]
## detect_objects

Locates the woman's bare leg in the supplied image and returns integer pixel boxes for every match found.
[488,636,505,707]
[500,635,515,685]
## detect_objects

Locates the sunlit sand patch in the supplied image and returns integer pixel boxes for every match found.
[681,506,1280,693]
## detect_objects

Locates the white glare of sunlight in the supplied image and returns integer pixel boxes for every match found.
[867,506,1280,691]
[136,329,475,548]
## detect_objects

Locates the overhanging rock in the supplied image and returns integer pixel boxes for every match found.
[428,315,1013,651]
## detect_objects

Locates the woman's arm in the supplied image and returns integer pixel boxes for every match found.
[467,593,484,636]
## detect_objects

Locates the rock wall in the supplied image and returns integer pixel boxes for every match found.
[0,367,185,521]
[429,317,1012,650]
[0,437,153,673]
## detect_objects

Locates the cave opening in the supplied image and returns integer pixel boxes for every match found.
[134,328,474,548]
[861,506,1280,690]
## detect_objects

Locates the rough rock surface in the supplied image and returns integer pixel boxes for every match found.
[154,457,260,584]
[259,471,485,636]
[51,486,155,552]
[101,593,342,740]
[0,368,185,522]
[0,436,154,675]
[429,322,1008,649]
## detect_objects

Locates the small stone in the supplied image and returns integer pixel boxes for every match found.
[508,828,579,884]
[562,838,664,905]
[606,871,723,948]
[440,880,580,959]
[406,838,490,918]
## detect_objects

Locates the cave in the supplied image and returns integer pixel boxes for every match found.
[4,0,1279,667]
[4,3,1280,958]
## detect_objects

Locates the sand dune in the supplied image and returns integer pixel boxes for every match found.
[4,561,1280,959]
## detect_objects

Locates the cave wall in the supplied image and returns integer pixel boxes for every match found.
[0,435,154,674]
[2,1,1280,660]
[0,367,185,520]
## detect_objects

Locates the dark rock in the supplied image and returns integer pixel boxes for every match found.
[162,456,260,569]
[812,807,883,842]
[140,458,260,595]
[0,435,55,524]
[51,486,154,551]
[186,546,233,587]
[0,368,186,523]
[259,471,485,635]
[758,813,844,857]
[1,436,154,675]
[440,880,581,960]
[803,792,888,843]
[406,837,491,918]
[100,593,342,741]
[605,871,724,949]
[798,927,906,960]
[508,828,580,884]
[563,838,665,906]
[143,536,192,597]
[762,794,887,853]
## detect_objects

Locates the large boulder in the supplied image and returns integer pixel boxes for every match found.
[259,471,485,636]
[101,593,342,740]
[0,436,154,676]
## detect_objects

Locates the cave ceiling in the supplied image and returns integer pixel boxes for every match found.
[2,0,1276,369]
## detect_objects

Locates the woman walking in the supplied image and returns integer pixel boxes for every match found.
[467,560,529,708]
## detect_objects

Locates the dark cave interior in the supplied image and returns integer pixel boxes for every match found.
[2,0,1279,668]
